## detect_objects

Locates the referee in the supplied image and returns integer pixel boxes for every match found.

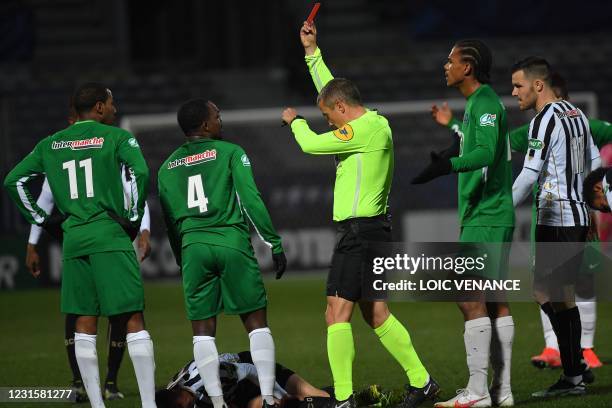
[281,22,438,408]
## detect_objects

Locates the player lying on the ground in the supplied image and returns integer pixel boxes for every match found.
[155,351,331,408]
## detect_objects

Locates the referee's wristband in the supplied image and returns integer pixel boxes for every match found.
[282,115,305,127]
[290,115,305,125]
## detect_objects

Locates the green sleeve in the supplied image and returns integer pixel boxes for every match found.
[3,142,49,225]
[509,123,530,153]
[231,148,283,254]
[305,47,334,93]
[158,181,182,267]
[590,118,612,148]
[450,105,497,173]
[117,132,149,223]
[290,118,373,154]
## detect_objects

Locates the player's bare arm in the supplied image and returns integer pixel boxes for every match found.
[300,21,317,56]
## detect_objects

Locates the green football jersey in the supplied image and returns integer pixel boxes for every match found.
[291,48,393,222]
[158,138,283,261]
[510,118,612,153]
[4,120,149,258]
[447,85,514,227]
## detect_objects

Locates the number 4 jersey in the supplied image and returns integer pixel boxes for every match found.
[157,138,283,261]
[3,120,149,258]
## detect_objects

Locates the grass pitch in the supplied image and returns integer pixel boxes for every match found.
[0,276,610,407]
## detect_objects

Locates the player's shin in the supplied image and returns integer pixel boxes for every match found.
[327,323,355,401]
[489,316,514,396]
[555,307,584,382]
[126,330,156,408]
[374,314,429,388]
[74,333,106,408]
[106,319,127,385]
[576,296,596,349]
[193,336,226,408]
[540,308,559,349]
[249,327,276,405]
[65,314,82,382]
[464,317,492,397]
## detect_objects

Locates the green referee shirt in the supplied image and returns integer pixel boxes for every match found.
[290,48,394,222]
[447,84,515,227]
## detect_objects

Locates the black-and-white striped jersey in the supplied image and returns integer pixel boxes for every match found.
[167,353,287,407]
[523,100,600,226]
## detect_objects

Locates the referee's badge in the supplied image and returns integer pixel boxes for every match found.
[333,124,354,141]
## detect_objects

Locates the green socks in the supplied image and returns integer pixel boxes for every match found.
[327,323,355,401]
[375,314,429,388]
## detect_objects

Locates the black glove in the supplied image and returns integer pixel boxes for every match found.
[41,213,67,240]
[107,211,139,241]
[411,151,452,184]
[272,251,287,279]
[439,129,461,159]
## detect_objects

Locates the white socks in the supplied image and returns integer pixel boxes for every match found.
[576,297,596,349]
[490,316,514,395]
[126,330,156,408]
[249,327,276,405]
[464,317,491,397]
[540,298,597,349]
[193,336,226,408]
[74,333,105,408]
[539,309,559,349]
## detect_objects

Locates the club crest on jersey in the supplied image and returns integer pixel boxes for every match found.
[128,138,139,148]
[167,149,217,169]
[528,139,544,150]
[333,124,354,141]
[241,154,251,166]
[52,137,104,150]
[479,113,497,127]
[556,109,581,119]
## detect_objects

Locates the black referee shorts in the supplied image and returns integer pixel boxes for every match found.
[327,214,392,302]
[534,225,588,287]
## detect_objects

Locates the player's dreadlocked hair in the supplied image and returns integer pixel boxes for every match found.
[318,78,362,108]
[550,71,569,100]
[177,98,212,135]
[511,56,553,86]
[72,83,111,114]
[583,167,609,209]
[454,39,492,84]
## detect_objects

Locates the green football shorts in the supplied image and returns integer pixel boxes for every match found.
[459,226,514,279]
[61,251,144,317]
[181,243,267,320]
